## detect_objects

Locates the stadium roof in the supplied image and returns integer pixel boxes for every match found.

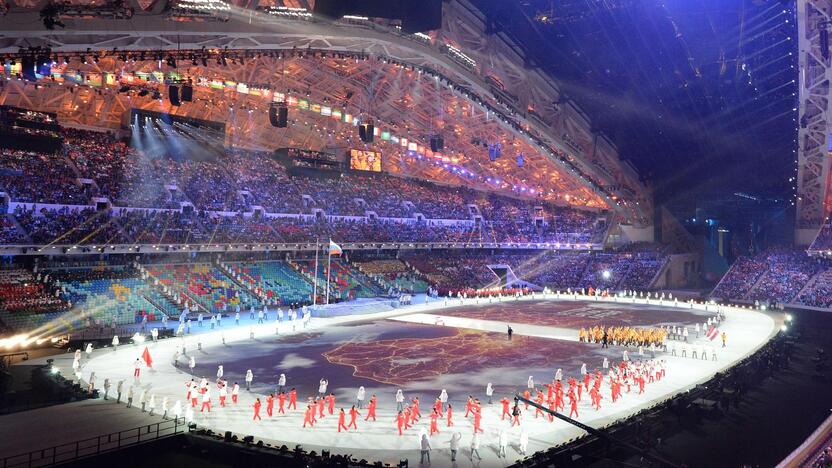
[478,0,798,205]
[0,0,654,221]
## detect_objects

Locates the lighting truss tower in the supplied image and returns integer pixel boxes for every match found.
[797,0,832,243]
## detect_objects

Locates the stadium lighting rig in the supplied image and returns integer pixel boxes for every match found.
[40,0,133,29]
[0,46,629,210]
[169,0,231,21]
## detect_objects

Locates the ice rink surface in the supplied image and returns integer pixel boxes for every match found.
[13,294,778,467]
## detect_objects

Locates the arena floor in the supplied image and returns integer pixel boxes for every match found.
[12,295,779,467]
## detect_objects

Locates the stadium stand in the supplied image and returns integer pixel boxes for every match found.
[0,129,608,248]
[223,260,313,306]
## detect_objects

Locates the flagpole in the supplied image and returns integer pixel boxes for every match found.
[313,238,319,306]
[325,239,332,305]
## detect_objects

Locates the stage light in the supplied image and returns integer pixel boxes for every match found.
[602,270,611,280]
[781,324,788,332]
[785,313,793,322]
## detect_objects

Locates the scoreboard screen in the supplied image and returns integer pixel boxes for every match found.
[349,149,382,172]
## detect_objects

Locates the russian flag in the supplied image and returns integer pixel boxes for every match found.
[328,240,343,256]
[707,326,719,341]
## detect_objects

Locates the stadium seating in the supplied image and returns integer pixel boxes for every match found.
[796,269,832,308]
[353,259,430,294]
[710,256,769,301]
[225,261,312,306]
[144,263,253,314]
[290,258,382,301]
[0,268,70,332]
[0,129,608,248]
[711,249,832,305]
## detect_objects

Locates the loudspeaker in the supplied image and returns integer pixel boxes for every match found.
[430,134,444,152]
[169,85,180,106]
[22,56,36,82]
[269,105,288,128]
[359,123,374,143]
[224,431,233,442]
[277,106,288,128]
[269,106,278,126]
[181,85,193,102]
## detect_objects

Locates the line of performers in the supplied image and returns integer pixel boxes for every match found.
[520,359,668,424]
[176,358,667,438]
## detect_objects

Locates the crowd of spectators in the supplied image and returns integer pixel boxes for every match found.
[809,224,832,253]
[711,248,832,306]
[0,215,28,244]
[402,252,505,292]
[812,444,832,468]
[797,270,832,308]
[0,269,68,314]
[618,256,666,291]
[14,206,130,246]
[710,256,769,301]
[0,147,92,204]
[512,253,589,289]
[745,251,823,304]
[577,254,633,289]
[0,129,607,248]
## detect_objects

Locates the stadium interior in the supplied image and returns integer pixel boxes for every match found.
[0,0,830,467]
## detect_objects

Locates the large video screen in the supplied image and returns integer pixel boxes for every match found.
[349,149,382,172]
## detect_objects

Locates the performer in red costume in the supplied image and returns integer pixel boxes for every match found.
[430,408,440,435]
[511,402,521,427]
[348,405,360,430]
[365,395,377,422]
[303,404,314,428]
[590,387,602,411]
[288,388,297,410]
[411,397,421,421]
[395,410,405,436]
[253,398,262,421]
[534,390,545,418]
[500,397,511,420]
[337,408,348,432]
[404,405,413,429]
[568,391,579,419]
[277,391,286,414]
[327,393,336,415]
[548,398,556,422]
[266,394,274,417]
[473,406,484,433]
[447,403,454,427]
